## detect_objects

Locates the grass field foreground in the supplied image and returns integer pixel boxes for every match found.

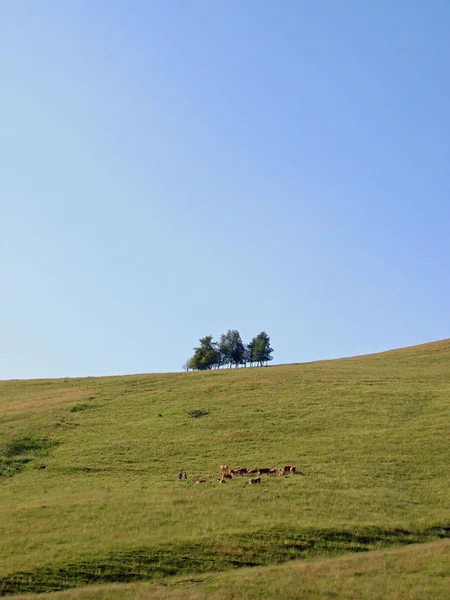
[1,339,449,595]
[7,541,450,600]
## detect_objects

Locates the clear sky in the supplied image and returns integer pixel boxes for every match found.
[2,1,450,379]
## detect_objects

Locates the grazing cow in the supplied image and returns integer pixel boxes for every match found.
[220,464,229,471]
[290,466,296,474]
[248,468,259,474]
[196,479,207,484]
[248,477,261,485]
[222,472,233,479]
[258,468,270,474]
[283,465,293,472]
[269,468,278,474]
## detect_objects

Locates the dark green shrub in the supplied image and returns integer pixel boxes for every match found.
[70,403,96,413]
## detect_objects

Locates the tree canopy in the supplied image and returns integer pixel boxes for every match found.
[188,336,221,371]
[250,331,274,367]
[186,331,273,370]
[220,330,245,368]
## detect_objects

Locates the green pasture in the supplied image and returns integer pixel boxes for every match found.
[0,339,449,595]
[8,541,450,600]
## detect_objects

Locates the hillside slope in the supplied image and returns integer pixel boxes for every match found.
[1,339,449,595]
[8,541,450,600]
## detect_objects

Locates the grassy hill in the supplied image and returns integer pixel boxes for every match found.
[8,541,450,600]
[1,339,449,597]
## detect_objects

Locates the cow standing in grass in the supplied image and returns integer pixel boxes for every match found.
[231,467,248,475]
[248,477,261,485]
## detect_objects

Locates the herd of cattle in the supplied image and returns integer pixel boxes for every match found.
[195,464,297,486]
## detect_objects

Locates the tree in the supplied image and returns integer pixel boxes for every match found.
[219,330,245,368]
[251,331,273,366]
[244,340,255,367]
[188,336,221,370]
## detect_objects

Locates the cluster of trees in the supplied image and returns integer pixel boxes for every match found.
[184,330,273,371]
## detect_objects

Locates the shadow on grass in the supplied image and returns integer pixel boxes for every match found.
[70,403,99,413]
[0,435,58,480]
[1,524,449,596]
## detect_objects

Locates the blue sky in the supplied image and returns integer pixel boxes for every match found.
[1,1,450,379]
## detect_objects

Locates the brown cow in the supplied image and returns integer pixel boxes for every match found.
[196,479,207,484]
[258,468,270,474]
[231,467,248,475]
[220,464,229,471]
[248,468,259,474]
[248,477,261,485]
[290,466,296,474]
[222,472,233,479]
[269,468,278,474]
[283,465,293,471]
